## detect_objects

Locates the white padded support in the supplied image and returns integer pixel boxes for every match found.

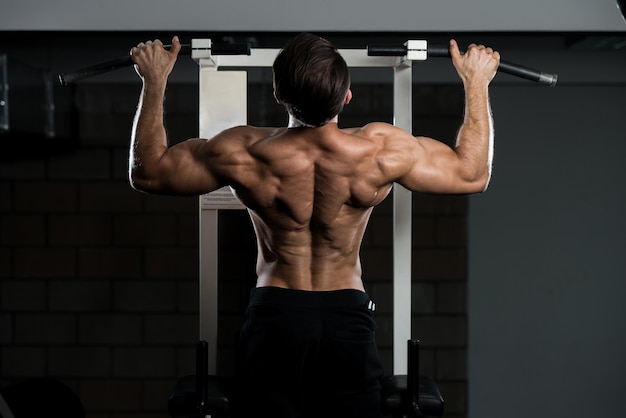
[198,70,247,374]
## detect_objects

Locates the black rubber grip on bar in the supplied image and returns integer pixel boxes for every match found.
[368,44,558,87]
[210,43,251,55]
[367,45,407,56]
[58,44,191,86]
[58,42,250,85]
[58,55,132,86]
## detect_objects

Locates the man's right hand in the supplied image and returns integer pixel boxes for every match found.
[130,36,182,85]
[449,39,500,87]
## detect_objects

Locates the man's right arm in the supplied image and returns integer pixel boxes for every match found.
[129,37,235,196]
[388,39,500,195]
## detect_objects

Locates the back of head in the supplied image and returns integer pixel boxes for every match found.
[273,33,350,127]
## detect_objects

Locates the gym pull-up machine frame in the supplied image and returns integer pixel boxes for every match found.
[194,38,422,376]
[188,40,440,417]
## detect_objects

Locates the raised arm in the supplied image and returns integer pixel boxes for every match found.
[128,36,223,195]
[392,39,500,194]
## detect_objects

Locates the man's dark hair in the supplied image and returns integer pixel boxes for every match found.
[273,33,350,127]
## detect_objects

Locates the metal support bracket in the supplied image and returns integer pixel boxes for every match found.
[192,39,215,65]
[405,40,428,61]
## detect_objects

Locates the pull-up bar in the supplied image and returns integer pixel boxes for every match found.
[58,39,558,86]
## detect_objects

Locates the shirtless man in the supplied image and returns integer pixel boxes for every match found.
[130,33,499,418]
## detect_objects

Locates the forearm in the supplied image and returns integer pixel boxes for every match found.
[129,79,169,190]
[454,82,494,189]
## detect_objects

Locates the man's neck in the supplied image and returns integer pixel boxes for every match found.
[288,114,339,128]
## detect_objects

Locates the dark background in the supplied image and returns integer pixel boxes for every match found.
[1,26,625,418]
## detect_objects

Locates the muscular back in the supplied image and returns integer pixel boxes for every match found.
[215,123,395,291]
[129,37,496,291]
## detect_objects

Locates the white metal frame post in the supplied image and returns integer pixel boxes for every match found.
[193,39,426,375]
[194,39,248,374]
[393,54,413,374]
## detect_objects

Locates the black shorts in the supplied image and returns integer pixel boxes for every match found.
[232,286,384,418]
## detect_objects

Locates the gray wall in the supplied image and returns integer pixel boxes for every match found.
[2,0,625,31]
[469,80,626,416]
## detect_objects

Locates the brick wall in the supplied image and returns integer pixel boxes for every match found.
[0,81,467,418]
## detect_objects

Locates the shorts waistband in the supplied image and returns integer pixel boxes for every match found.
[249,286,374,311]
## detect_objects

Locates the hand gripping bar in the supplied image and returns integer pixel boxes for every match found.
[58,42,251,85]
[368,44,558,87]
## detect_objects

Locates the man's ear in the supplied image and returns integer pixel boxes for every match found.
[344,89,353,105]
